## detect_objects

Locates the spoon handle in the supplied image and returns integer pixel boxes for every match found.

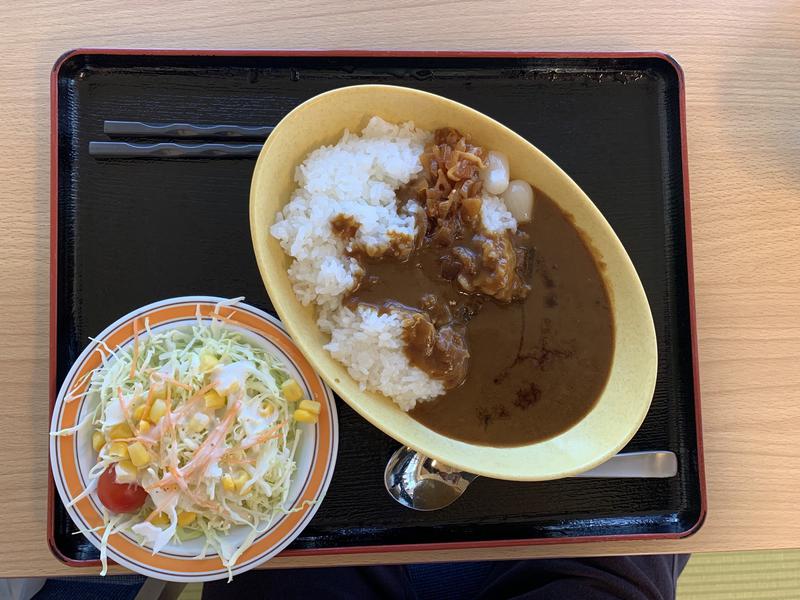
[575,451,677,478]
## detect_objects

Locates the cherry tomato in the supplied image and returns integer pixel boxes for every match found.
[97,465,148,513]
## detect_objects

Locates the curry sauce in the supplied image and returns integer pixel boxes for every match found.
[349,191,614,446]
[344,128,614,447]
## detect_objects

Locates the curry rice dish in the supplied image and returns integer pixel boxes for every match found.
[270,118,613,447]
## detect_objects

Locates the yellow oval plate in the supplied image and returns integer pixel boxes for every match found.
[250,85,656,481]
[49,297,338,582]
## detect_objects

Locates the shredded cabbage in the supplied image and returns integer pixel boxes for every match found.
[52,300,307,580]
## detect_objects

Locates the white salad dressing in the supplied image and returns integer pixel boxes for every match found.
[211,361,256,395]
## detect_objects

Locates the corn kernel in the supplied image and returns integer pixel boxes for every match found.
[92,431,105,453]
[281,379,303,402]
[177,511,197,527]
[259,403,274,417]
[109,422,133,440]
[293,408,318,424]
[107,442,129,459]
[200,353,219,372]
[149,398,167,423]
[204,390,226,410]
[234,471,249,493]
[299,399,321,415]
[128,441,149,467]
[150,511,169,526]
[222,473,235,492]
[115,460,138,484]
[137,419,151,434]
[132,404,147,421]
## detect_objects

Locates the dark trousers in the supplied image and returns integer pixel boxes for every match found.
[203,555,690,600]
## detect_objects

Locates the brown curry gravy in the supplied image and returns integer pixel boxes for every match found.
[348,190,614,447]
[338,127,613,447]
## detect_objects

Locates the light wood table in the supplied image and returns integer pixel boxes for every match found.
[1,0,798,578]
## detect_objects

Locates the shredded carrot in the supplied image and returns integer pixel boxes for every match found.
[65,369,96,403]
[163,378,192,390]
[149,401,241,489]
[221,457,257,466]
[169,464,188,492]
[173,384,212,420]
[164,389,172,421]
[142,385,157,414]
[162,398,195,498]
[137,384,213,444]
[211,310,233,323]
[209,313,249,329]
[114,437,155,445]
[239,421,286,450]
[129,318,139,380]
[117,387,131,424]
[164,386,182,480]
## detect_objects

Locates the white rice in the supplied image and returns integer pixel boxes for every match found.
[318,305,444,410]
[271,117,429,311]
[270,117,516,411]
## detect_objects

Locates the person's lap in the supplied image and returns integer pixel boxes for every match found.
[202,555,690,600]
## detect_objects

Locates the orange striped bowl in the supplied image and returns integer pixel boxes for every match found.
[49,296,338,582]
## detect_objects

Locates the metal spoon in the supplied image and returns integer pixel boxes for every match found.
[385,446,678,511]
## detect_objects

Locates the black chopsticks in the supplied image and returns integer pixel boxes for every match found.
[103,120,273,139]
[89,141,264,158]
[90,120,273,159]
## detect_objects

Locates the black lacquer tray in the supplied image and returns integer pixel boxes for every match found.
[49,50,704,565]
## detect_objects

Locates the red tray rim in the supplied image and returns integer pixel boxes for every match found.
[48,48,706,568]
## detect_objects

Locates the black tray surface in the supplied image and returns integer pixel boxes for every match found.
[52,52,701,563]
